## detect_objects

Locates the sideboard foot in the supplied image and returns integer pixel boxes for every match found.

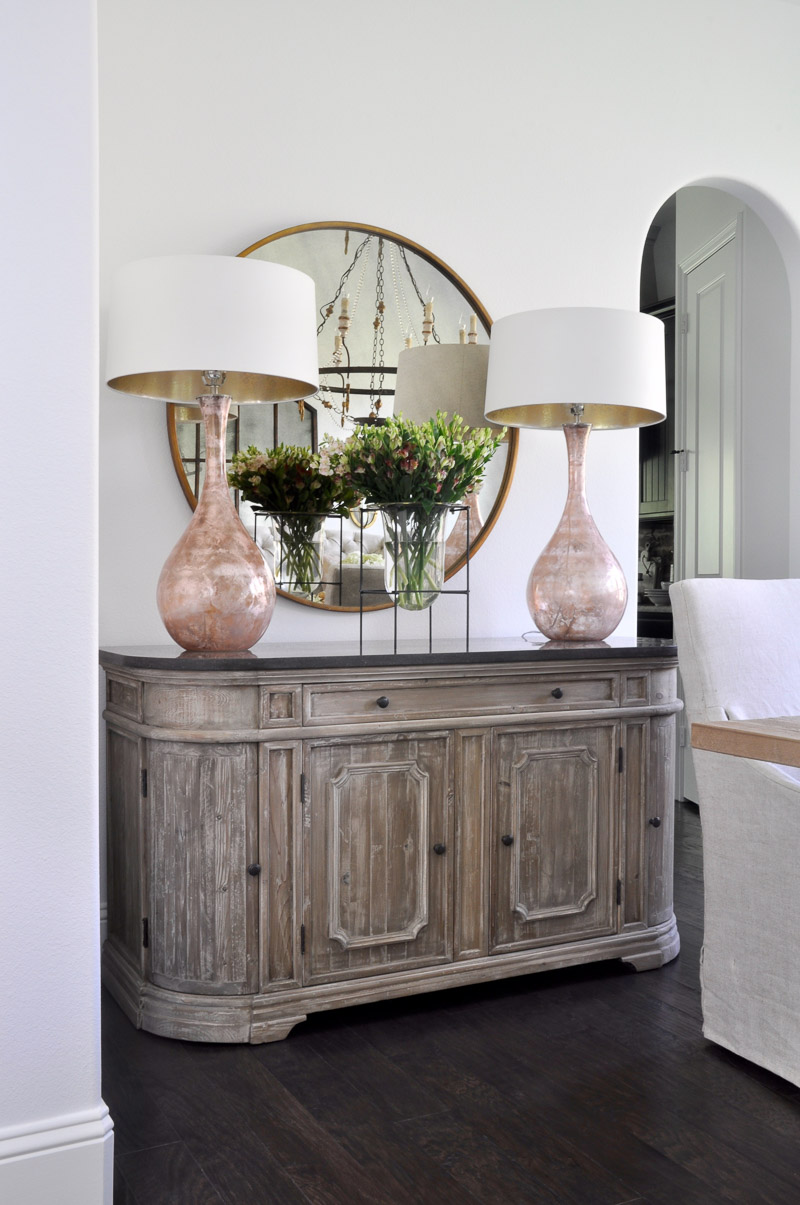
[251,1014,307,1044]
[621,918,681,972]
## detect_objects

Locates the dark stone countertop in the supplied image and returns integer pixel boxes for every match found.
[100,635,677,674]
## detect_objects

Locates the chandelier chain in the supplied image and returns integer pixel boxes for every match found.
[390,245,418,347]
[399,246,440,344]
[370,238,386,412]
[316,234,373,335]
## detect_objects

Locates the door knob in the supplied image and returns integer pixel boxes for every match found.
[376,696,390,709]
[648,817,662,828]
[501,834,514,846]
[433,843,446,855]
[247,863,261,876]
[551,687,563,699]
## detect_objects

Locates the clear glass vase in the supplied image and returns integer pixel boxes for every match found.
[380,504,449,611]
[267,512,327,599]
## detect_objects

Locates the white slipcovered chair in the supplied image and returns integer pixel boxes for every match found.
[670,577,800,1086]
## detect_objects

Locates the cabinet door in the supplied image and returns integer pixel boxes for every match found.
[491,723,618,952]
[148,741,258,994]
[305,733,452,983]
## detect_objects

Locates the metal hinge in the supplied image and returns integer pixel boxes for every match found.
[141,768,148,797]
[616,880,622,906]
[681,312,689,335]
[142,917,149,948]
[300,772,308,805]
[618,746,624,773]
[300,923,306,955]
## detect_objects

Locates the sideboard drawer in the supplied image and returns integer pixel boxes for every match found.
[303,672,619,725]
[143,683,260,730]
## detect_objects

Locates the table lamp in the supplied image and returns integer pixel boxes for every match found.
[106,254,318,652]
[484,307,665,641]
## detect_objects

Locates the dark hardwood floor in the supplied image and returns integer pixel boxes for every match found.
[103,801,800,1204]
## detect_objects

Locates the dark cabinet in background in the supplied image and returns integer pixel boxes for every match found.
[639,306,675,518]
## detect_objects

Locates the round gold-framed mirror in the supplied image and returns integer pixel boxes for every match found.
[167,221,518,611]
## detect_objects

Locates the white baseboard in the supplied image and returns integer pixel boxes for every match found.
[0,1105,114,1205]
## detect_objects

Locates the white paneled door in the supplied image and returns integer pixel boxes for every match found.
[676,219,741,800]
[679,223,740,584]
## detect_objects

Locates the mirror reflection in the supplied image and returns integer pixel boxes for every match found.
[169,398,317,502]
[167,222,517,611]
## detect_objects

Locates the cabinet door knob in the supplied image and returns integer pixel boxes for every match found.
[551,687,563,699]
[433,842,446,855]
[648,817,662,828]
[247,863,261,876]
[376,696,390,709]
[501,834,514,846]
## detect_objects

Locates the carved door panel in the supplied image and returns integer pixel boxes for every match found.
[147,741,258,994]
[304,732,453,984]
[490,722,618,953]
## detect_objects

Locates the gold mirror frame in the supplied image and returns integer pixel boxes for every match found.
[167,220,518,611]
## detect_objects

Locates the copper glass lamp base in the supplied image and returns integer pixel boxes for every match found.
[156,395,275,651]
[527,422,627,642]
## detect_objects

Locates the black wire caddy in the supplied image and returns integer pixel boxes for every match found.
[357,502,471,655]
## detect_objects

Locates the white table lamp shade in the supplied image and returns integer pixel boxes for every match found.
[484,307,666,430]
[105,254,319,404]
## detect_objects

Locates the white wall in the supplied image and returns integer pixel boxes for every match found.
[676,186,791,578]
[740,209,792,576]
[97,0,800,649]
[1,2,113,1203]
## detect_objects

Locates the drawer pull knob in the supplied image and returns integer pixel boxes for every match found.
[376,696,390,709]
[648,817,662,828]
[551,687,564,699]
[433,843,446,856]
[501,834,514,846]
[247,863,261,876]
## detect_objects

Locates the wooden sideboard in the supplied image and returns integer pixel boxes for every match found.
[100,638,681,1043]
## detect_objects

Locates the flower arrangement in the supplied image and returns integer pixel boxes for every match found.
[227,443,361,516]
[334,410,504,513]
[228,444,362,598]
[333,411,505,609]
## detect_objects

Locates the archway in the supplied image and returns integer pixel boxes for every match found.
[638,182,793,639]
[639,182,795,799]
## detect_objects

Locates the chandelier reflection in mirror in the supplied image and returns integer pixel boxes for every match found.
[312,228,480,427]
